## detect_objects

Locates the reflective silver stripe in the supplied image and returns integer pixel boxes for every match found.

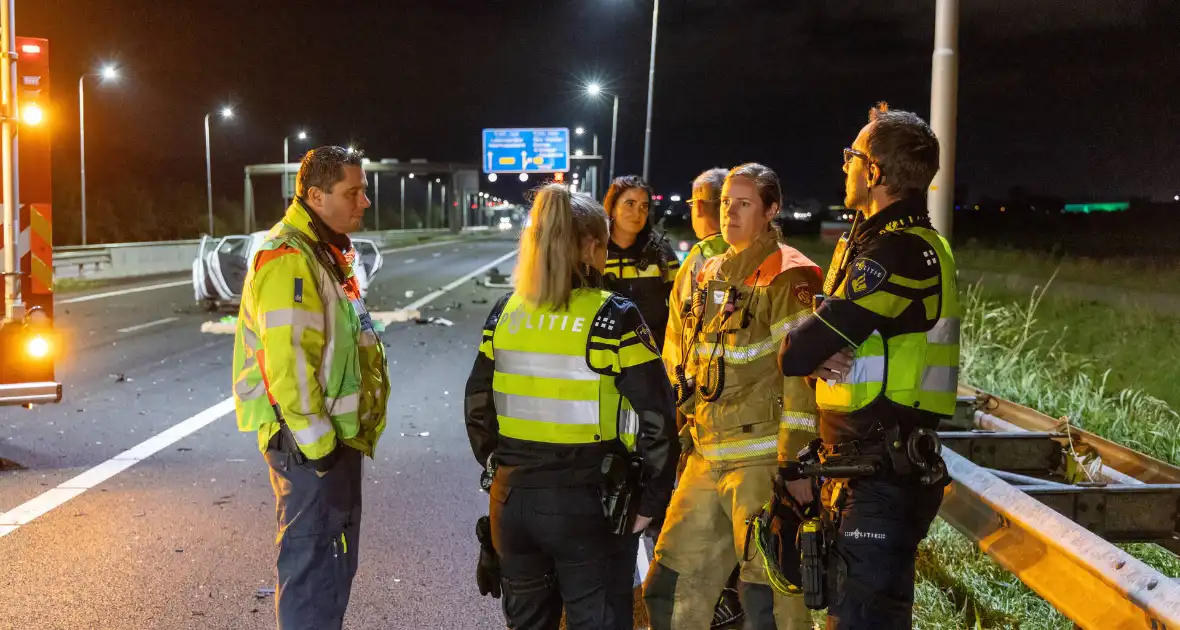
[263,308,324,330]
[693,311,811,365]
[841,355,885,385]
[927,317,960,344]
[242,325,261,350]
[319,266,340,394]
[234,377,267,401]
[291,416,335,446]
[326,393,360,416]
[295,337,313,414]
[494,391,599,424]
[496,349,598,381]
[618,408,639,438]
[780,412,817,431]
[697,436,778,461]
[921,365,959,393]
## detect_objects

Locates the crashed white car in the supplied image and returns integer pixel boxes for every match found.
[193,232,383,312]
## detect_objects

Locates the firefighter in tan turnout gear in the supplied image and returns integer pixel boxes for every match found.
[643,163,822,629]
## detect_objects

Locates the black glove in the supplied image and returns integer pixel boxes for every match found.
[475,516,501,598]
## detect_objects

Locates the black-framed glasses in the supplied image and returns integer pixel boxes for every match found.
[843,147,870,166]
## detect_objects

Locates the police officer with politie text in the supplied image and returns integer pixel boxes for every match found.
[464,184,679,629]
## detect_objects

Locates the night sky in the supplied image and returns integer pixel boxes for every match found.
[22,0,1180,220]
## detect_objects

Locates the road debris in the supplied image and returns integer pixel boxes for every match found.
[414,316,453,327]
[254,586,275,599]
[404,290,415,298]
[111,373,130,383]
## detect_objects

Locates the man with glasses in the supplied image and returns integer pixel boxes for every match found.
[769,103,958,628]
[662,167,729,383]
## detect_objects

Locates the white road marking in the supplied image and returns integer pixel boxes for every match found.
[116,317,179,334]
[0,248,520,539]
[0,398,236,538]
[403,258,417,264]
[58,280,190,304]
[405,250,518,310]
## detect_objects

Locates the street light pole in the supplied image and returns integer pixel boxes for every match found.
[929,0,959,239]
[374,172,380,230]
[400,175,406,229]
[592,133,599,198]
[204,112,213,236]
[204,106,233,237]
[610,94,619,184]
[641,0,660,183]
[78,76,87,245]
[282,135,288,207]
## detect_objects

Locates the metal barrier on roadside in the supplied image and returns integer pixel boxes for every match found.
[51,227,489,282]
[945,386,1180,629]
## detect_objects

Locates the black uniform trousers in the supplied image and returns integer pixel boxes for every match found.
[822,477,942,629]
[490,483,634,630]
[264,437,364,630]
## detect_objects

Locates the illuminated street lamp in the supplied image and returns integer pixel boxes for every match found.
[204,105,234,236]
[78,63,120,245]
[575,127,585,135]
[585,82,620,183]
[283,129,310,205]
[519,173,528,182]
[488,173,498,183]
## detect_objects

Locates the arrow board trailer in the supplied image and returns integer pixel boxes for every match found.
[0,36,60,407]
[482,128,570,174]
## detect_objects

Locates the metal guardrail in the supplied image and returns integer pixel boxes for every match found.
[50,227,482,282]
[944,385,1180,629]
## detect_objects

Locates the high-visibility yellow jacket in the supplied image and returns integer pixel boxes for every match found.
[464,283,680,516]
[232,201,390,460]
[676,229,822,468]
[663,232,729,385]
[778,197,961,445]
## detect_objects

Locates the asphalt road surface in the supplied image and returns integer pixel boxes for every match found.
[0,234,647,629]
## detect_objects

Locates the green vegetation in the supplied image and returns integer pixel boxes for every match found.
[777,235,1180,628]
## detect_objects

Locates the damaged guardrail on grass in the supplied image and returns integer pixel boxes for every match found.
[941,387,1180,629]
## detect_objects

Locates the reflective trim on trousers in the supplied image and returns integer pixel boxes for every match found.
[921,365,959,394]
[780,411,817,432]
[927,317,960,344]
[495,349,599,381]
[696,435,778,461]
[492,391,600,425]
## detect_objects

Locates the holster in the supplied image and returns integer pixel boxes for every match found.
[475,515,501,598]
[600,453,643,535]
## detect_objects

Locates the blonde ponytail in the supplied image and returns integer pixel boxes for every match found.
[515,184,609,310]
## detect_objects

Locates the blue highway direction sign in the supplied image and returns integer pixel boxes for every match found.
[482,128,570,173]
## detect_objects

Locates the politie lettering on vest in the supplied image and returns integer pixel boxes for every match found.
[464,183,678,629]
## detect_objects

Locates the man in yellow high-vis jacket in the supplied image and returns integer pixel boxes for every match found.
[232,146,389,630]
[776,103,956,629]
